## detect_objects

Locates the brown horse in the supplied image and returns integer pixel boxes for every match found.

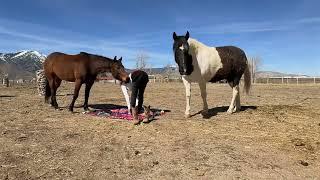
[43,52,129,112]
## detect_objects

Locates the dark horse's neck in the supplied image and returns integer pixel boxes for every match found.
[83,53,113,74]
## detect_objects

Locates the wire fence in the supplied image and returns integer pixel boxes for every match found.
[255,77,320,84]
[3,75,319,87]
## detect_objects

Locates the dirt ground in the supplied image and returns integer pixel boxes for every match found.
[0,82,319,179]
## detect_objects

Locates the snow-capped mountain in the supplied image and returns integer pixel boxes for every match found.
[0,50,46,80]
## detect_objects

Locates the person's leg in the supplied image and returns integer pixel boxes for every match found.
[130,85,138,109]
[130,85,140,125]
[137,85,146,113]
[137,73,149,112]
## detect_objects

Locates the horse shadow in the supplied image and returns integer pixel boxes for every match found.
[89,103,127,110]
[0,95,15,98]
[90,103,171,112]
[191,105,257,119]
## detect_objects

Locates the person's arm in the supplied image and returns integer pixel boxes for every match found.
[121,84,131,112]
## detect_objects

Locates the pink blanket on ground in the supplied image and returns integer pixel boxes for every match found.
[83,108,161,121]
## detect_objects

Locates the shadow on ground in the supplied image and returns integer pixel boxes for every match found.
[0,95,15,98]
[191,105,257,119]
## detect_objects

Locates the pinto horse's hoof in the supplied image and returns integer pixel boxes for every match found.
[201,110,209,116]
[227,108,237,114]
[185,114,191,118]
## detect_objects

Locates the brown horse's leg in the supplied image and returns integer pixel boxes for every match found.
[52,78,62,108]
[69,79,83,112]
[49,79,58,109]
[83,80,94,111]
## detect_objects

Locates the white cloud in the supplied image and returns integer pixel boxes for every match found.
[191,17,320,35]
[0,18,172,68]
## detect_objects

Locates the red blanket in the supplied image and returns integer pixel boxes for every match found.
[83,108,160,121]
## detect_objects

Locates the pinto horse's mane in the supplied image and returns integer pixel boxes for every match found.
[187,38,209,56]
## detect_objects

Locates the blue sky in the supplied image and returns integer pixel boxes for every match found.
[0,0,319,76]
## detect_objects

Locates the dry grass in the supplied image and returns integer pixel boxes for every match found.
[0,82,320,179]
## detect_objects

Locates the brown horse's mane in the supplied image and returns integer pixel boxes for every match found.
[79,52,113,61]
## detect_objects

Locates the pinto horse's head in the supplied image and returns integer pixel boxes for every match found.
[173,31,193,75]
[110,56,129,83]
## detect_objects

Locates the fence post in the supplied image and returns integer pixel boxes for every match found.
[282,77,284,84]
[296,77,299,85]
[314,77,316,84]
[4,74,9,87]
[267,78,269,84]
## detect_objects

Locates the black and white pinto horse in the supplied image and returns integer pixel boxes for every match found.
[173,31,251,118]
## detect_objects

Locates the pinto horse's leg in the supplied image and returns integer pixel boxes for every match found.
[182,77,191,118]
[227,83,240,114]
[69,79,83,112]
[83,80,94,111]
[235,85,241,111]
[199,82,208,115]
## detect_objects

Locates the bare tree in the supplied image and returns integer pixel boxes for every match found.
[164,64,174,78]
[135,52,149,70]
[145,63,153,75]
[248,56,262,83]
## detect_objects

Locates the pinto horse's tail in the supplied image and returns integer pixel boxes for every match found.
[243,62,251,95]
[44,77,51,103]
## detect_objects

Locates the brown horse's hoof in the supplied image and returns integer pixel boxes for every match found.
[52,105,59,110]
[84,107,92,112]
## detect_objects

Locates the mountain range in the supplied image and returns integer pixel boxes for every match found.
[0,50,46,80]
[0,50,309,80]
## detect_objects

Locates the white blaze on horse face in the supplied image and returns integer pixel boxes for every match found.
[179,45,184,50]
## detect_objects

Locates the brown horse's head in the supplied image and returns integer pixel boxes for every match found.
[111,56,129,83]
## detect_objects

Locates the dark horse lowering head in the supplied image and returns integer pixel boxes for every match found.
[43,52,129,112]
[172,31,251,118]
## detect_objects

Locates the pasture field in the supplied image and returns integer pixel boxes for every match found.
[0,82,320,179]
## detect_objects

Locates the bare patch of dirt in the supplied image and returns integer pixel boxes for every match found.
[0,83,319,179]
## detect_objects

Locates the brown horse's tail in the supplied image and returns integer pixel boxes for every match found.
[44,77,51,103]
[244,62,251,95]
